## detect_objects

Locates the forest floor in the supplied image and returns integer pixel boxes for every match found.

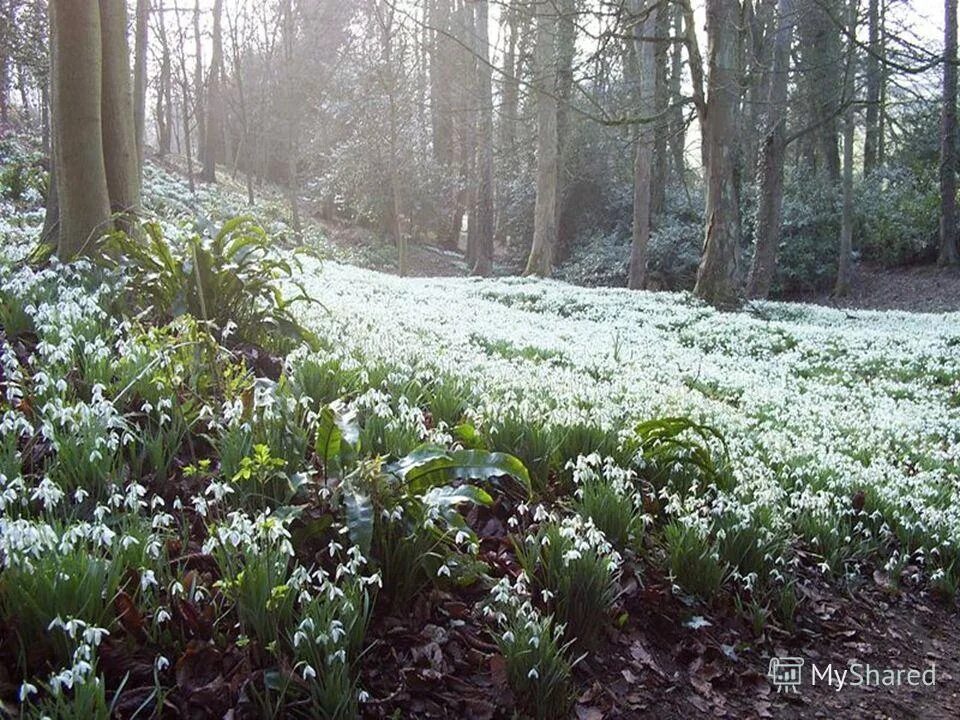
[801,263,960,314]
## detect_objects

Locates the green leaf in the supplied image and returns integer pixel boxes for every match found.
[453,422,487,450]
[391,445,531,498]
[343,491,374,556]
[315,402,360,479]
[315,406,342,472]
[422,484,493,509]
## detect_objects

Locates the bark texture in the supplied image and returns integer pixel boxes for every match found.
[524,4,558,277]
[940,0,960,266]
[628,0,659,290]
[693,0,742,307]
[50,0,112,258]
[99,0,141,219]
[746,0,793,299]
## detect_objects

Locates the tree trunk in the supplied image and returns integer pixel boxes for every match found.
[173,0,195,193]
[192,0,205,169]
[50,0,112,258]
[863,0,881,175]
[429,0,454,167]
[472,0,494,276]
[651,2,670,219]
[156,0,172,156]
[693,0,742,307]
[668,1,685,181]
[133,0,149,168]
[940,0,960,266]
[202,0,223,183]
[628,0,659,290]
[554,0,576,258]
[746,0,793,299]
[99,0,141,222]
[524,4,558,277]
[0,1,10,127]
[834,0,858,294]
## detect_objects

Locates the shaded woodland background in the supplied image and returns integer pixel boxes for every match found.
[1,0,958,306]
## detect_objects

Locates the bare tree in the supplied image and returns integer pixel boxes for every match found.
[692,0,743,307]
[472,0,494,276]
[525,2,559,277]
[745,0,794,299]
[133,0,149,167]
[628,0,659,290]
[940,0,960,266]
[834,0,858,295]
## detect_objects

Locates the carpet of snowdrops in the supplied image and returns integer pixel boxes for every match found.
[2,137,960,714]
[293,258,960,569]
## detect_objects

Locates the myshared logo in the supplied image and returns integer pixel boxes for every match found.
[768,656,937,693]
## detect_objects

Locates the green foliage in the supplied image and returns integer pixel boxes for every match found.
[514,518,620,651]
[574,477,643,552]
[488,412,559,495]
[214,542,298,650]
[288,577,372,718]
[335,434,528,607]
[663,520,729,600]
[629,417,732,499]
[21,676,112,720]
[856,166,939,265]
[0,154,46,203]
[494,604,573,720]
[102,217,318,348]
[0,547,127,669]
[231,443,298,510]
[773,169,840,296]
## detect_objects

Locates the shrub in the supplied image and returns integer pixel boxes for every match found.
[856,166,938,266]
[102,217,318,349]
[773,168,840,296]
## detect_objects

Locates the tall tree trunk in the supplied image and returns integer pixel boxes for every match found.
[628,0,659,290]
[524,3,558,277]
[651,2,670,219]
[940,0,960,266]
[192,0,205,169]
[99,0,141,222]
[473,0,494,276]
[133,0,149,168]
[174,0,195,193]
[282,0,300,237]
[693,0,743,307]
[863,0,881,175]
[202,0,223,183]
[50,0,111,258]
[429,0,454,167]
[0,1,10,127]
[554,0,576,259]
[156,0,172,156]
[746,0,793,299]
[498,1,520,159]
[834,0,857,294]
[668,1,685,181]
